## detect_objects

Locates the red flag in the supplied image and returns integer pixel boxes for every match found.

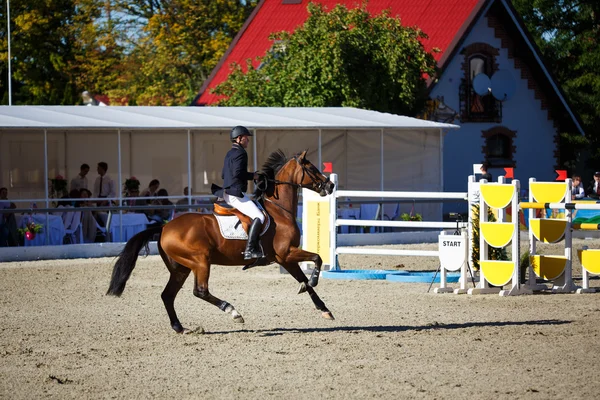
[323,162,332,173]
[504,167,514,179]
[555,170,567,181]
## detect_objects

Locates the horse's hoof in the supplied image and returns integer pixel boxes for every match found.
[321,311,335,320]
[233,314,245,324]
[298,282,307,294]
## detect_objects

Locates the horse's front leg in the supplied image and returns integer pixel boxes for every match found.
[282,247,323,288]
[280,261,334,320]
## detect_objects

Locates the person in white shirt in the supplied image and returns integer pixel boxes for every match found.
[93,162,116,206]
[70,163,90,192]
[571,175,585,199]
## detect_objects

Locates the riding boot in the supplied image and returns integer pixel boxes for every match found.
[243,218,264,260]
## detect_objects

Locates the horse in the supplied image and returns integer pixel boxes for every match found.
[107,149,335,333]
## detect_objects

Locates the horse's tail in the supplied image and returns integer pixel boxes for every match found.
[106,225,164,297]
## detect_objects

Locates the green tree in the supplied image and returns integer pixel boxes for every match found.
[213,3,438,116]
[109,0,257,105]
[0,0,81,105]
[513,0,600,168]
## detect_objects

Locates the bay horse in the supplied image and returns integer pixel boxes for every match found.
[107,149,335,333]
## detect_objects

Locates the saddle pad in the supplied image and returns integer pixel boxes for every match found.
[214,214,270,240]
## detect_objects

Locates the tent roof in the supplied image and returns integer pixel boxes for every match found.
[0,106,459,130]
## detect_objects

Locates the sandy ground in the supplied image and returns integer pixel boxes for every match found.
[1,238,600,399]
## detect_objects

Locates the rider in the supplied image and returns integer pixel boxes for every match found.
[212,126,265,260]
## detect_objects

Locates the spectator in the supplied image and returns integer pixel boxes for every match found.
[148,188,173,223]
[480,162,492,182]
[141,179,160,203]
[93,162,116,207]
[78,188,98,243]
[123,187,146,213]
[70,163,90,192]
[0,187,18,247]
[175,186,192,206]
[571,175,585,200]
[586,171,600,199]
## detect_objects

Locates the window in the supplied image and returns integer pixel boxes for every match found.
[459,43,501,122]
[482,127,516,168]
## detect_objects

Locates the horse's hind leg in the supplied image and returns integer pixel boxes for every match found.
[161,261,191,333]
[282,262,334,320]
[191,260,245,324]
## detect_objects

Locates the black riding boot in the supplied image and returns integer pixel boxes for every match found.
[243,218,263,260]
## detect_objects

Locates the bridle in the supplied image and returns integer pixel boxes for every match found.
[260,155,330,192]
[259,155,330,216]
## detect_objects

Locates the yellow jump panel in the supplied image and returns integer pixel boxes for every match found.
[480,260,514,286]
[529,218,567,243]
[480,184,514,209]
[530,255,567,280]
[481,222,514,248]
[577,249,600,275]
[530,182,567,203]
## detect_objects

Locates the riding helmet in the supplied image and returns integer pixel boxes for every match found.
[230,126,252,142]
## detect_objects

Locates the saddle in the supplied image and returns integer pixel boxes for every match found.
[213,203,270,239]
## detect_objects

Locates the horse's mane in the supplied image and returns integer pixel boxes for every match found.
[254,149,289,201]
[261,149,288,179]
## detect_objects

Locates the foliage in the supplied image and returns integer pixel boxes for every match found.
[18,220,43,241]
[1,0,256,106]
[512,0,600,169]
[213,3,439,116]
[400,212,422,221]
[50,175,68,198]
[470,204,509,271]
[0,0,81,105]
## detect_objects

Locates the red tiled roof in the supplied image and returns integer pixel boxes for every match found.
[195,0,482,105]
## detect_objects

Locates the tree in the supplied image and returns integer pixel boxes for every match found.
[512,0,600,168]
[0,0,81,105]
[213,3,439,116]
[108,0,257,105]
[1,0,256,106]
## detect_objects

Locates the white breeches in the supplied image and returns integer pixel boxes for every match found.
[223,192,265,223]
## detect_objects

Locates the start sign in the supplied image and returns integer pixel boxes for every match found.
[438,231,467,272]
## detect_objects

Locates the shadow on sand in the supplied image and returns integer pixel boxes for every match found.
[201,319,571,336]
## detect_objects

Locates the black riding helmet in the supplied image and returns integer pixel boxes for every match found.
[230,126,253,142]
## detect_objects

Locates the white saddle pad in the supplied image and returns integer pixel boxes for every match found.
[214,214,270,240]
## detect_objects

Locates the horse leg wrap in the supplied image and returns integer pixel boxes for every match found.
[219,301,232,312]
[308,268,321,287]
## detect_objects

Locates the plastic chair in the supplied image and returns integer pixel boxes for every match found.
[64,211,83,244]
[382,203,400,232]
[62,209,75,230]
[359,204,381,233]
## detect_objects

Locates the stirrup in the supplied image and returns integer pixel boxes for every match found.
[242,256,269,270]
[243,249,264,260]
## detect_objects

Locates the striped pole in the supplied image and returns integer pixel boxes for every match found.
[520,202,600,210]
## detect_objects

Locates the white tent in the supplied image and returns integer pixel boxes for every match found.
[0,106,458,219]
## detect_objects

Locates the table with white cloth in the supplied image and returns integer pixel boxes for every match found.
[16,214,65,246]
[99,212,150,242]
[337,207,361,234]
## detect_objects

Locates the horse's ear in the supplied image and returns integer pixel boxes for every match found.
[300,149,308,161]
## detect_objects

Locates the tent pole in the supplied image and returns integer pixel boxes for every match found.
[187,129,192,205]
[318,129,322,167]
[44,129,49,243]
[117,129,123,241]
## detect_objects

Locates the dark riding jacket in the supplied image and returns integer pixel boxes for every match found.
[211,143,254,198]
